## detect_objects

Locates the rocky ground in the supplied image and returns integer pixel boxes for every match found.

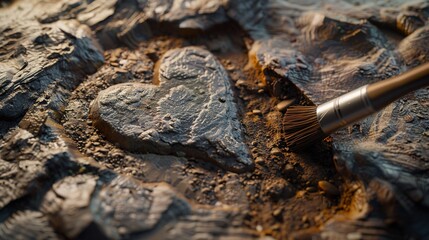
[1,0,429,239]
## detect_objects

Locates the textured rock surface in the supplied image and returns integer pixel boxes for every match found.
[0,211,59,240]
[0,128,79,209]
[1,0,429,239]
[0,10,104,135]
[251,12,400,104]
[398,25,429,67]
[357,0,429,35]
[34,0,266,49]
[0,0,264,134]
[91,177,191,239]
[331,89,429,239]
[249,37,312,100]
[252,0,429,238]
[0,121,93,240]
[41,174,98,238]
[90,47,252,172]
[42,173,191,239]
[145,0,228,30]
[41,171,256,239]
[0,117,256,240]
[144,0,267,39]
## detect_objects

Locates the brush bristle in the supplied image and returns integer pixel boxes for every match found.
[283,106,326,150]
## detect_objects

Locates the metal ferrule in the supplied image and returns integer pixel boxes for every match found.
[316,85,376,134]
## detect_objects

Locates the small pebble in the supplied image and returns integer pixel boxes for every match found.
[255,157,264,165]
[271,224,280,230]
[118,59,127,65]
[295,190,306,198]
[306,186,317,193]
[226,64,235,71]
[302,215,309,223]
[318,180,340,196]
[276,99,295,112]
[273,208,283,217]
[283,164,294,175]
[404,114,414,123]
[118,227,127,235]
[270,147,282,156]
[201,187,211,194]
[252,109,262,115]
[242,96,251,101]
[128,53,138,61]
[93,152,104,158]
[89,135,99,141]
[265,178,295,199]
[95,147,109,154]
[235,80,246,87]
[110,149,123,158]
[114,68,128,73]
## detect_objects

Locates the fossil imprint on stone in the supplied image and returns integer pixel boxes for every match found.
[90,47,252,173]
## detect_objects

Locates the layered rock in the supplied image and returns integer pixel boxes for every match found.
[0,11,103,135]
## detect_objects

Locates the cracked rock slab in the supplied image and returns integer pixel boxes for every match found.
[41,173,257,239]
[0,128,68,209]
[91,176,191,239]
[90,47,252,172]
[0,15,104,135]
[42,174,98,239]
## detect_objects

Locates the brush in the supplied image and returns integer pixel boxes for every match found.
[284,62,429,150]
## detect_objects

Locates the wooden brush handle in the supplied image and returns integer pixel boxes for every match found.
[367,62,429,110]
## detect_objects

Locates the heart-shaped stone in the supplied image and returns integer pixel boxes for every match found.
[89,47,252,172]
